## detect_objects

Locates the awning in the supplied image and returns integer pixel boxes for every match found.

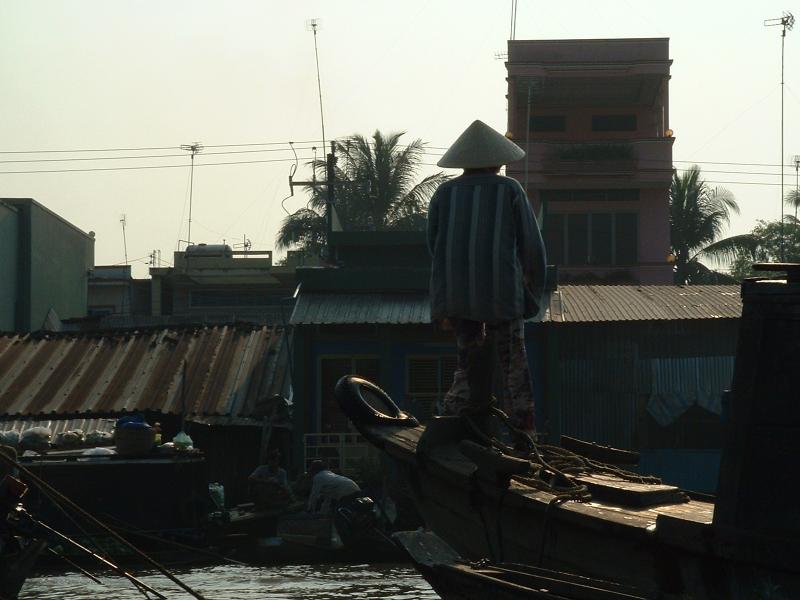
[290,293,431,325]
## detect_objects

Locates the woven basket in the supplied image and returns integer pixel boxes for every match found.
[115,427,155,456]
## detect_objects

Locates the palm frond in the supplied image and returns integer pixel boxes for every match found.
[697,233,760,263]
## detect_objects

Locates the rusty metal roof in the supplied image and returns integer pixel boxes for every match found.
[0,325,289,419]
[544,285,741,323]
[290,293,431,325]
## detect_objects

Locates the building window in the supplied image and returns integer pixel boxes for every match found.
[544,213,638,266]
[407,355,457,422]
[592,115,637,132]
[530,115,566,132]
[319,356,380,433]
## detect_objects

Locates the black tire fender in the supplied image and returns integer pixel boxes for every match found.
[335,375,419,427]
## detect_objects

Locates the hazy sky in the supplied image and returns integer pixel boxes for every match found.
[2,1,799,276]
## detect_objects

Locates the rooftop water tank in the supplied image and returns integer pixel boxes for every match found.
[185,243,233,258]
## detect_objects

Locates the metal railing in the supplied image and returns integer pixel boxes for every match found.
[302,432,379,477]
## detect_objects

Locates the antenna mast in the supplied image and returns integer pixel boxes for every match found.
[180,142,204,248]
[510,0,518,40]
[120,214,128,265]
[764,11,795,261]
[307,19,327,156]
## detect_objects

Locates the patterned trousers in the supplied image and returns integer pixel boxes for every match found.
[439,319,535,431]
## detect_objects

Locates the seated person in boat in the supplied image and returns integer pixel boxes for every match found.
[248,449,292,509]
[307,459,361,514]
[427,120,546,435]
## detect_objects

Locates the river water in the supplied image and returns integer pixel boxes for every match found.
[19,564,439,599]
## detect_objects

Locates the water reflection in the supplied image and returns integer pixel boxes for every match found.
[20,563,438,600]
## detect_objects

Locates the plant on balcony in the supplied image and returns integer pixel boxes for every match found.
[557,143,634,161]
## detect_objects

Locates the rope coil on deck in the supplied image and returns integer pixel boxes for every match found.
[465,406,661,504]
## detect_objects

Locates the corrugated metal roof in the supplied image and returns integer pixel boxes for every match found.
[291,287,740,325]
[290,293,431,325]
[543,285,741,323]
[0,418,116,435]
[0,325,289,419]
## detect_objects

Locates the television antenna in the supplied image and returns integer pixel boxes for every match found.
[764,11,794,261]
[120,214,128,264]
[510,0,518,40]
[180,142,203,248]
[306,19,327,156]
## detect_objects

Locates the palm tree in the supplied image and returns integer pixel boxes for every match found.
[786,189,800,220]
[669,165,749,284]
[276,130,450,256]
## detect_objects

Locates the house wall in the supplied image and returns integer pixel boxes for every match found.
[505,38,673,284]
[290,322,549,473]
[0,202,19,331]
[543,318,738,492]
[28,201,94,328]
[0,199,94,331]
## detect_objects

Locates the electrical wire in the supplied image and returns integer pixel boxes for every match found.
[0,156,314,175]
[0,140,326,154]
[0,145,324,164]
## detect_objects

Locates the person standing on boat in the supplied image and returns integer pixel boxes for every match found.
[427,120,546,434]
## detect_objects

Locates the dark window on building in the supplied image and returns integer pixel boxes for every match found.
[592,115,637,132]
[541,189,639,203]
[615,213,638,265]
[545,213,638,266]
[590,213,613,265]
[320,356,380,433]
[407,355,457,422]
[530,115,566,132]
[543,213,565,265]
[567,214,589,266]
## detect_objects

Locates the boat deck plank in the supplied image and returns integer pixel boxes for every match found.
[380,426,715,533]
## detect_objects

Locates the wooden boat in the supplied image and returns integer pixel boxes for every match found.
[335,264,800,600]
[215,495,403,564]
[1,476,47,600]
[394,529,651,600]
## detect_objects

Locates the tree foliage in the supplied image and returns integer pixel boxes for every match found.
[729,216,800,280]
[276,130,450,255]
[669,165,744,284]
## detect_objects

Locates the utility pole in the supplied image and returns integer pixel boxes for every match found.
[764,11,795,261]
[289,141,338,261]
[794,155,800,222]
[180,142,203,248]
[120,214,128,265]
[307,19,327,156]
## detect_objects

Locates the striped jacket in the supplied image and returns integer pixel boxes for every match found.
[426,174,546,323]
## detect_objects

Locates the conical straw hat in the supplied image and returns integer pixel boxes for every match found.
[437,120,525,168]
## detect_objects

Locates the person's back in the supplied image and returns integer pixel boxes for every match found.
[427,173,544,324]
[308,468,361,514]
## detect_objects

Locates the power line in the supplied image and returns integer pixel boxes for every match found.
[0,145,324,164]
[0,156,315,175]
[8,145,800,172]
[0,140,326,154]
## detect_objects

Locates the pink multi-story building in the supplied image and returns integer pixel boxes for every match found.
[506,38,674,284]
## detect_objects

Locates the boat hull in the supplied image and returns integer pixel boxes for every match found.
[367,421,800,600]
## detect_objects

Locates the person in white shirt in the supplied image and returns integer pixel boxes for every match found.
[306,460,361,514]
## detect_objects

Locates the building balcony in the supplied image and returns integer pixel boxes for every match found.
[507,138,673,186]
